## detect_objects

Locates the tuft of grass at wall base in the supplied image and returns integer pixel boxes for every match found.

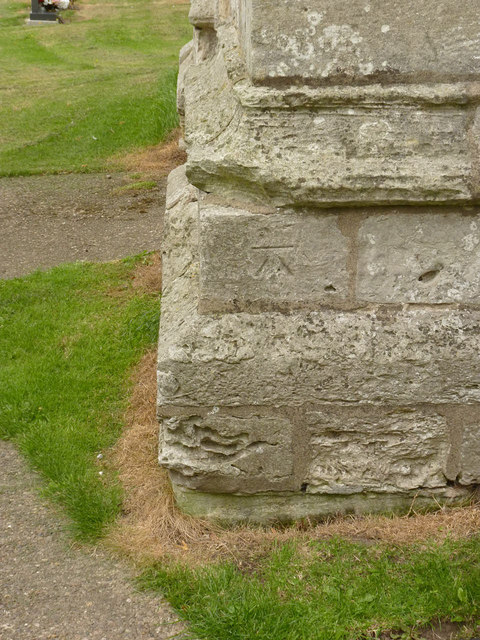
[0,257,160,539]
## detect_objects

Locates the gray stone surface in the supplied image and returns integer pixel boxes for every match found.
[182,0,480,208]
[459,423,480,485]
[158,167,480,505]
[172,484,468,526]
[159,412,294,492]
[357,211,480,304]
[306,408,449,494]
[244,0,480,84]
[158,0,480,524]
[188,0,215,27]
[186,95,477,209]
[199,205,349,312]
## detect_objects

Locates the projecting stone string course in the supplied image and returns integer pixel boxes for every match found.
[157,0,480,523]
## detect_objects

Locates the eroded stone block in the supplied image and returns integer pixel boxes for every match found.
[189,0,215,27]
[357,211,480,303]
[158,301,480,409]
[245,0,480,85]
[159,412,294,491]
[306,408,449,494]
[459,423,480,485]
[186,104,474,207]
[199,205,349,312]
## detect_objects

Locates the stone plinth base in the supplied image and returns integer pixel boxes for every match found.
[158,0,480,523]
[157,166,480,523]
[173,485,470,526]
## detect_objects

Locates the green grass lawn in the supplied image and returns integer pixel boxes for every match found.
[1,260,479,639]
[0,256,161,538]
[0,0,190,175]
[141,539,480,640]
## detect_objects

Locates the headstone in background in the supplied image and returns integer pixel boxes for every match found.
[29,0,57,22]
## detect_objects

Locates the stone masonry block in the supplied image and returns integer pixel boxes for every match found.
[459,423,480,485]
[245,0,480,85]
[357,210,480,304]
[158,302,480,409]
[189,0,215,28]
[305,408,449,495]
[159,412,294,492]
[186,105,473,208]
[199,205,349,312]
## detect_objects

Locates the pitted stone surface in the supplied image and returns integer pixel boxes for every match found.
[188,0,215,27]
[159,412,294,492]
[357,210,480,304]
[199,205,349,312]
[186,100,475,208]
[183,0,480,208]
[306,408,449,494]
[459,423,480,485]
[244,0,480,84]
[159,0,480,523]
[158,161,480,521]
[159,308,480,407]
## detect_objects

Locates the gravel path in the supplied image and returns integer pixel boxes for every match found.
[0,173,190,639]
[0,441,187,640]
[0,173,166,279]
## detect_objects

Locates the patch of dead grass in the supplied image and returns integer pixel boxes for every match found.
[107,350,480,567]
[113,132,187,179]
[107,253,162,299]
[132,252,162,295]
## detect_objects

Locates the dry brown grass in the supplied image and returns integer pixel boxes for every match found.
[108,350,480,567]
[115,132,187,179]
[106,253,162,300]
[132,252,162,295]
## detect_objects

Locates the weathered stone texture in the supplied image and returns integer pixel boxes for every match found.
[244,0,480,84]
[159,412,294,492]
[306,408,449,494]
[188,0,215,28]
[172,485,467,526]
[459,423,480,485]
[158,0,480,523]
[357,211,480,304]
[186,102,476,208]
[199,206,349,312]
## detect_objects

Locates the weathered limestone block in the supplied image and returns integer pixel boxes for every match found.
[186,103,476,207]
[188,0,215,28]
[182,0,480,208]
[199,205,349,312]
[158,0,480,523]
[459,423,480,485]
[159,411,294,492]
[357,210,480,304]
[244,0,480,84]
[306,408,450,494]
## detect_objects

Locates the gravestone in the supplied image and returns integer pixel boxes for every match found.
[158,0,480,523]
[29,0,57,21]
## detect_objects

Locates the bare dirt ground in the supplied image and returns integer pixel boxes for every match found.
[0,441,187,640]
[0,172,166,279]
